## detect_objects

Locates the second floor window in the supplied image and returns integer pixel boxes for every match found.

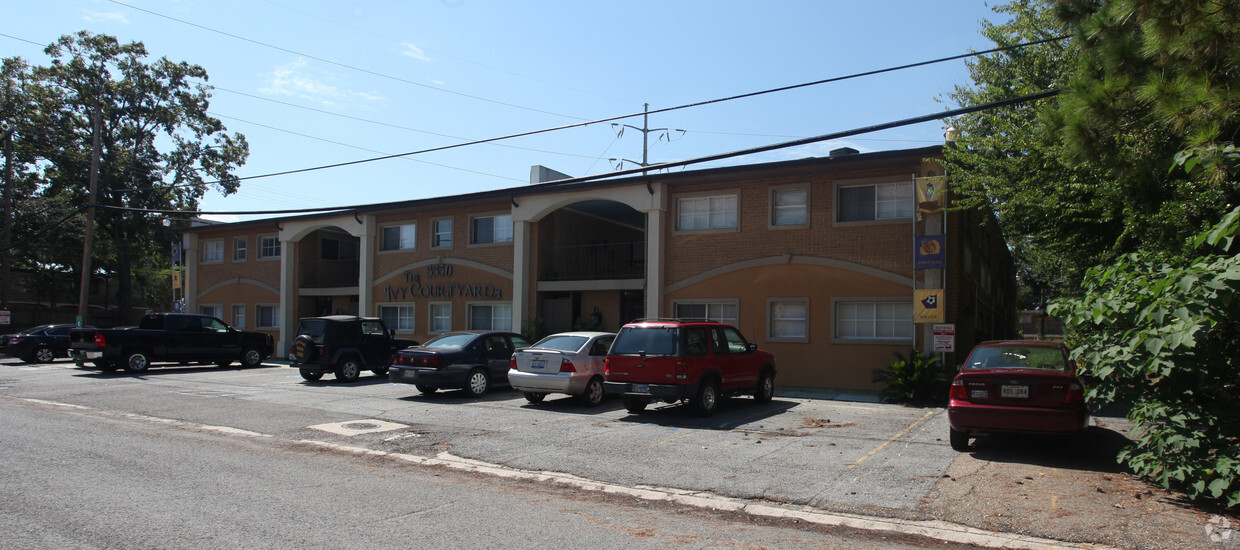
[233,238,247,261]
[838,181,913,222]
[381,224,416,251]
[772,188,808,226]
[678,195,737,231]
[433,219,453,248]
[259,236,281,259]
[202,241,223,263]
[471,215,513,244]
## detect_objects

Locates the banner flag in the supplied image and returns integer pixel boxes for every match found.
[914,289,946,323]
[915,177,947,213]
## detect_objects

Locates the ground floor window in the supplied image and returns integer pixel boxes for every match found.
[231,304,246,329]
[256,304,280,328]
[468,303,511,331]
[672,300,738,324]
[199,304,222,319]
[768,298,808,342]
[429,302,452,333]
[379,304,414,332]
[834,300,913,341]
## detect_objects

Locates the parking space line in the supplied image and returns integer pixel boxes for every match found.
[649,432,696,448]
[847,409,937,469]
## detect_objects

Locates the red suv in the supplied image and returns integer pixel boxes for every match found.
[602,319,776,416]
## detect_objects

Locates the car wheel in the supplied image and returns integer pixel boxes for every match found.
[335,358,361,382]
[240,347,264,368]
[579,377,605,407]
[415,384,438,394]
[34,347,55,363]
[949,427,970,451]
[754,370,775,404]
[523,392,546,403]
[300,368,323,381]
[371,366,389,376]
[622,395,648,414]
[464,368,490,397]
[124,351,151,373]
[692,379,720,416]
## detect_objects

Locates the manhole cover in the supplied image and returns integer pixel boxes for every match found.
[308,419,408,436]
[342,422,381,430]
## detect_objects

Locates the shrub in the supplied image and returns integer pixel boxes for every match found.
[872,349,950,405]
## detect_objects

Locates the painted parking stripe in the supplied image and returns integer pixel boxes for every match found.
[847,409,937,470]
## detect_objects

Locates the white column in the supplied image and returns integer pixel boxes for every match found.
[644,208,665,318]
[512,219,530,334]
[278,238,296,356]
[357,215,376,315]
[183,233,198,313]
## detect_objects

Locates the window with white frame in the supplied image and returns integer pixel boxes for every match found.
[381,223,416,251]
[429,302,452,333]
[677,194,737,231]
[432,218,453,248]
[259,236,281,259]
[470,215,512,244]
[835,300,913,340]
[769,299,808,341]
[231,304,246,329]
[199,304,222,319]
[468,303,511,331]
[673,301,738,324]
[379,304,414,332]
[233,237,247,261]
[256,304,280,328]
[771,187,808,227]
[837,180,913,222]
[202,240,224,263]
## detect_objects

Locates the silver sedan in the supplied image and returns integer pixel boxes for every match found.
[508,331,615,406]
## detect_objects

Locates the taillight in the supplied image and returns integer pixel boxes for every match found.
[509,358,518,370]
[559,358,577,373]
[1064,383,1085,405]
[604,358,611,375]
[9,336,23,344]
[94,334,107,348]
[674,360,687,380]
[949,379,968,401]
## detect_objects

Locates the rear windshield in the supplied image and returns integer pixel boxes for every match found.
[420,333,476,350]
[965,346,1069,371]
[610,326,678,355]
[296,320,329,342]
[530,335,588,353]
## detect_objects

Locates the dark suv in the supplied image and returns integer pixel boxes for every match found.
[288,316,418,383]
[602,319,777,416]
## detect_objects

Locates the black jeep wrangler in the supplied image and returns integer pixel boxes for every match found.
[288,316,418,382]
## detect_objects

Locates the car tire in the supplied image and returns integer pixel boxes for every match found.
[579,377,605,407]
[335,358,361,383]
[35,347,55,363]
[692,379,720,416]
[371,366,389,376]
[124,351,151,373]
[95,360,118,373]
[240,346,264,368]
[464,368,490,397]
[415,384,438,394]
[289,334,315,363]
[523,392,546,403]
[300,368,323,381]
[949,427,970,451]
[754,370,775,404]
[622,395,649,414]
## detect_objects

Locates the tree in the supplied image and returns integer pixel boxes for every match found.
[7,32,248,322]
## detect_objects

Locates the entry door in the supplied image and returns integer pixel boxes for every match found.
[541,297,573,334]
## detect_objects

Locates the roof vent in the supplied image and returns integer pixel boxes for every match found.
[829,147,859,157]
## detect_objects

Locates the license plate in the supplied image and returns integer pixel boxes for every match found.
[632,384,649,393]
[1001,385,1029,398]
[530,358,546,369]
[402,369,418,380]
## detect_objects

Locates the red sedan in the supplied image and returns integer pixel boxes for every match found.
[947,340,1088,451]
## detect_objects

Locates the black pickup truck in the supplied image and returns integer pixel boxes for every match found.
[70,313,275,373]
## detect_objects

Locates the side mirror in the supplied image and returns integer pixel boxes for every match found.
[747,343,757,352]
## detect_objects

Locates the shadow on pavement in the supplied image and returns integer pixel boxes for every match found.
[611,398,800,430]
[967,425,1134,474]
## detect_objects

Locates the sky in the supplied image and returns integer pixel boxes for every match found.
[3,0,1010,223]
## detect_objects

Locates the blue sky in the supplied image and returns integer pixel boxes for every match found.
[4,0,1009,222]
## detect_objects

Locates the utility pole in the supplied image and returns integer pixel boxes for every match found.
[610,103,683,175]
[77,107,101,326]
[2,120,13,312]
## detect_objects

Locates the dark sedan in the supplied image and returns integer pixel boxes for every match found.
[947,340,1089,451]
[389,331,532,397]
[1,324,87,363]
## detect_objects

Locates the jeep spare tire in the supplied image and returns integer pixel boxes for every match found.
[290,334,315,362]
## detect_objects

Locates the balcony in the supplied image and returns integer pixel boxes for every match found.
[300,259,359,288]
[540,241,644,281]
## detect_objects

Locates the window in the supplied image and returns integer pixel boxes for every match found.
[835,300,913,341]
[673,301,738,325]
[468,303,511,331]
[199,304,222,319]
[259,236,281,259]
[471,215,513,244]
[379,304,414,332]
[769,299,808,341]
[202,240,223,263]
[381,224,416,251]
[233,237,247,261]
[771,187,808,226]
[429,302,452,333]
[837,180,913,222]
[677,194,737,231]
[432,218,453,248]
[712,325,752,354]
[256,304,280,328]
[231,304,246,329]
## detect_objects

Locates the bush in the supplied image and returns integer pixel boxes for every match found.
[872,349,950,405]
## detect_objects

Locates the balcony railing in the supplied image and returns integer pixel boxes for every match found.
[540,241,644,281]
[300,259,359,288]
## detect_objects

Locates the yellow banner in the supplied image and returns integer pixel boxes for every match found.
[914,289,945,323]
[915,177,947,213]
[171,270,182,290]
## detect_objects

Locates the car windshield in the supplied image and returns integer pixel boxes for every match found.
[420,333,476,350]
[965,346,1068,371]
[296,320,329,342]
[529,335,588,352]
[609,326,677,355]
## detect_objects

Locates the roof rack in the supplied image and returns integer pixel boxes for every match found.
[629,317,720,324]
